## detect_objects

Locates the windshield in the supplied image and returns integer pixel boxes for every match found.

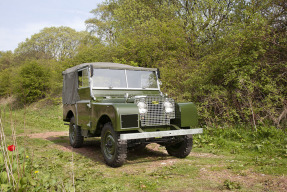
[93,69,158,89]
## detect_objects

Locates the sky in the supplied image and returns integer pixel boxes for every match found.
[0,0,104,52]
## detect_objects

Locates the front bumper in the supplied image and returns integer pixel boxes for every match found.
[120,128,203,140]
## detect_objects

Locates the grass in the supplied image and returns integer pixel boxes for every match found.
[1,102,287,191]
[193,125,287,176]
[1,103,66,136]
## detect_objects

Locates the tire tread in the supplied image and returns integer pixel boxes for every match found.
[166,135,193,158]
[101,123,127,167]
[69,117,84,148]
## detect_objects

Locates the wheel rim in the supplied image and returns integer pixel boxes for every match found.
[103,131,116,160]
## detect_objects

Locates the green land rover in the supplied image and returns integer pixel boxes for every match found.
[62,62,203,167]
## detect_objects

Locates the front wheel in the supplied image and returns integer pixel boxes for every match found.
[165,135,193,158]
[101,123,127,167]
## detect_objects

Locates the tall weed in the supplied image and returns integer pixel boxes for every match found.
[0,106,74,191]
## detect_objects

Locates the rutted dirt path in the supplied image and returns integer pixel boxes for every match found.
[27,131,69,139]
[23,131,287,192]
[22,131,104,162]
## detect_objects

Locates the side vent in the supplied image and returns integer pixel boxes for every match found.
[121,114,139,128]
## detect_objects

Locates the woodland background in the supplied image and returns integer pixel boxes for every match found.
[0,0,286,129]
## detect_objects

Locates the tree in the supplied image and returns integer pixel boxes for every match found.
[86,0,241,64]
[0,51,14,71]
[86,0,188,67]
[14,26,92,61]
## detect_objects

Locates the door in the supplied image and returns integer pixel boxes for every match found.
[76,67,92,131]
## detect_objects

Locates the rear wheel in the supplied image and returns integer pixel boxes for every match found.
[165,135,193,158]
[101,123,127,167]
[69,117,84,148]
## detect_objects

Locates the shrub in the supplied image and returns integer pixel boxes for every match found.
[13,61,50,104]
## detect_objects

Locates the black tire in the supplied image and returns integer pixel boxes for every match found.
[69,117,84,148]
[101,123,127,167]
[165,135,193,158]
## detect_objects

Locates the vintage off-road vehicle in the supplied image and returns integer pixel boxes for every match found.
[62,62,202,167]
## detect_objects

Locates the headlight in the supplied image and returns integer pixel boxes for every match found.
[137,101,148,114]
[164,101,174,113]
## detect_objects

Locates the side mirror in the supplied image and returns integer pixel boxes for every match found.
[157,68,160,79]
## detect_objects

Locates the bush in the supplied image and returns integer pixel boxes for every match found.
[13,61,50,104]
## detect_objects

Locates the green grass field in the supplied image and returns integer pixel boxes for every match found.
[1,101,286,191]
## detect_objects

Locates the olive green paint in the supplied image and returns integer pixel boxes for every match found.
[91,103,140,133]
[177,103,198,128]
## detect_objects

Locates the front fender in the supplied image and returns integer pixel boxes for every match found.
[174,103,198,128]
[92,103,139,132]
[113,103,139,131]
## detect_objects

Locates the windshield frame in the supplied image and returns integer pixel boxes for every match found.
[91,69,160,90]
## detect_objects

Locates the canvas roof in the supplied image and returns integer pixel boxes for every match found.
[62,62,157,75]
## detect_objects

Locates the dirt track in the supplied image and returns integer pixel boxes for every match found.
[23,131,287,192]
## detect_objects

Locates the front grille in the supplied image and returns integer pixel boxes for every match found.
[135,96,175,127]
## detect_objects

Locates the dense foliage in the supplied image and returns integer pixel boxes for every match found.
[14,61,51,104]
[85,0,287,128]
[0,0,286,127]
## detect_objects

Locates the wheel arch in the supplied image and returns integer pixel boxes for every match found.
[95,114,113,136]
[66,110,74,121]
[63,104,76,122]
